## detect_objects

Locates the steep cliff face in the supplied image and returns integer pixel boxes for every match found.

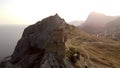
[1,14,120,68]
[10,14,68,68]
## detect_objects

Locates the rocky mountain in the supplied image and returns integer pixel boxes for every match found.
[0,14,120,68]
[80,12,117,34]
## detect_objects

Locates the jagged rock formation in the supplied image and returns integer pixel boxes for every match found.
[1,14,120,68]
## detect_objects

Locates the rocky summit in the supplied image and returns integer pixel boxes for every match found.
[0,14,120,68]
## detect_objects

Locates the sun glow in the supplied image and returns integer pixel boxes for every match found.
[0,0,120,25]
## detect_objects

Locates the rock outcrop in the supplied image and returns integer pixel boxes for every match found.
[0,14,94,68]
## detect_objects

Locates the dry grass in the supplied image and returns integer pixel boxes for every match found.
[65,25,120,68]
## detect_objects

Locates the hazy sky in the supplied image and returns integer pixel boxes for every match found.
[0,0,120,25]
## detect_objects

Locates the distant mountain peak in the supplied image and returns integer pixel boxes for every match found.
[80,11,118,34]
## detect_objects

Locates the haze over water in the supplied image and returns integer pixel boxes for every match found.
[0,25,27,61]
